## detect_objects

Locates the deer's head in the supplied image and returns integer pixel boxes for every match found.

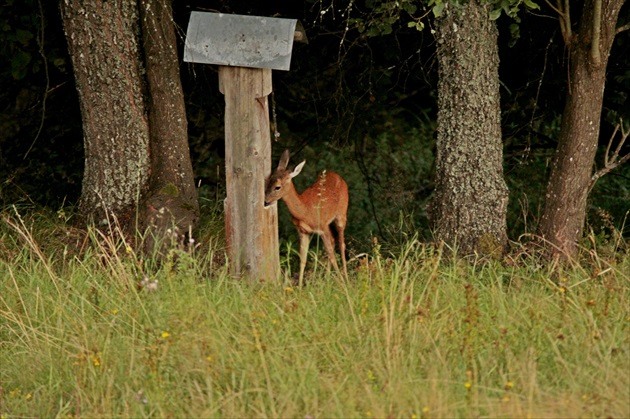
[264,149,305,206]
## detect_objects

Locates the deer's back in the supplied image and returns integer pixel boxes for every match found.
[297,171,348,229]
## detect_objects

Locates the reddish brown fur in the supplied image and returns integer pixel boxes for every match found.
[265,150,348,284]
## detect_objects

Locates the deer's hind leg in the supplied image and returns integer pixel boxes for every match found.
[334,217,348,279]
[321,225,341,276]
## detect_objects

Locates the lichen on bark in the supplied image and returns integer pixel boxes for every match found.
[139,0,199,252]
[62,0,150,229]
[62,0,198,247]
[430,0,509,256]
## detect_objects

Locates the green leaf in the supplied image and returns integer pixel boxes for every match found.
[407,21,424,31]
[367,26,380,37]
[432,2,445,17]
[403,2,417,14]
[508,23,521,47]
[489,9,502,20]
[16,29,33,45]
[53,57,66,71]
[523,0,541,10]
[11,50,31,80]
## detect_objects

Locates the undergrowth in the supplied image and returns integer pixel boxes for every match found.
[1,209,628,418]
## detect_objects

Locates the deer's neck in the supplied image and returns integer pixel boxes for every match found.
[281,182,309,219]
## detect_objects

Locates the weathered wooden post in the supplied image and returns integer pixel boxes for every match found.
[183,12,303,281]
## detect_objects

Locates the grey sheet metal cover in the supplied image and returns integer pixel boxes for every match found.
[184,12,297,71]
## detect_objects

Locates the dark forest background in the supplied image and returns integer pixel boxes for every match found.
[1,0,628,252]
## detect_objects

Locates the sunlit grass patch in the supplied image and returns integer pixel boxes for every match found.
[1,210,628,418]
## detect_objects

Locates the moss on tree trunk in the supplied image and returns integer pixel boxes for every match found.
[139,0,200,251]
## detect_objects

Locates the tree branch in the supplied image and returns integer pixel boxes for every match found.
[563,0,572,43]
[590,120,630,191]
[24,0,49,159]
[548,0,572,45]
[591,0,602,65]
[617,22,630,34]
[542,0,564,17]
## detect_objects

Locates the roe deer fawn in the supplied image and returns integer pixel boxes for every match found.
[265,150,348,285]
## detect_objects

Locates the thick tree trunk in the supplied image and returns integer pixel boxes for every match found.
[139,0,199,250]
[540,0,625,258]
[62,0,199,249]
[61,0,150,230]
[430,0,509,256]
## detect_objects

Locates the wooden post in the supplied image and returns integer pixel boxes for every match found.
[219,66,279,281]
[184,12,303,281]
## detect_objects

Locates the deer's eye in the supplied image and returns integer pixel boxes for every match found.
[274,185,281,191]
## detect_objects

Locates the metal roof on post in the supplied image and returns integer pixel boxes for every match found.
[182,11,306,281]
[183,12,297,71]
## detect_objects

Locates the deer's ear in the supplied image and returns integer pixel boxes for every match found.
[278,149,290,170]
[290,160,306,178]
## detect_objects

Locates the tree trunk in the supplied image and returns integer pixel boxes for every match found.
[539,0,625,258]
[139,0,199,250]
[62,0,199,247]
[61,0,150,230]
[430,0,509,256]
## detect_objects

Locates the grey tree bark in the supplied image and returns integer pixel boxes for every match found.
[61,0,150,230]
[430,0,509,256]
[61,0,199,246]
[139,0,200,250]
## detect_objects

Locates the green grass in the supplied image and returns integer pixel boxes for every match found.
[1,211,629,418]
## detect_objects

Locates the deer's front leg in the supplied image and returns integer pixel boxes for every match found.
[298,231,311,287]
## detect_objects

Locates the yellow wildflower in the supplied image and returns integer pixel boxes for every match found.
[367,370,376,382]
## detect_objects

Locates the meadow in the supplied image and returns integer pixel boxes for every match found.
[1,209,629,418]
